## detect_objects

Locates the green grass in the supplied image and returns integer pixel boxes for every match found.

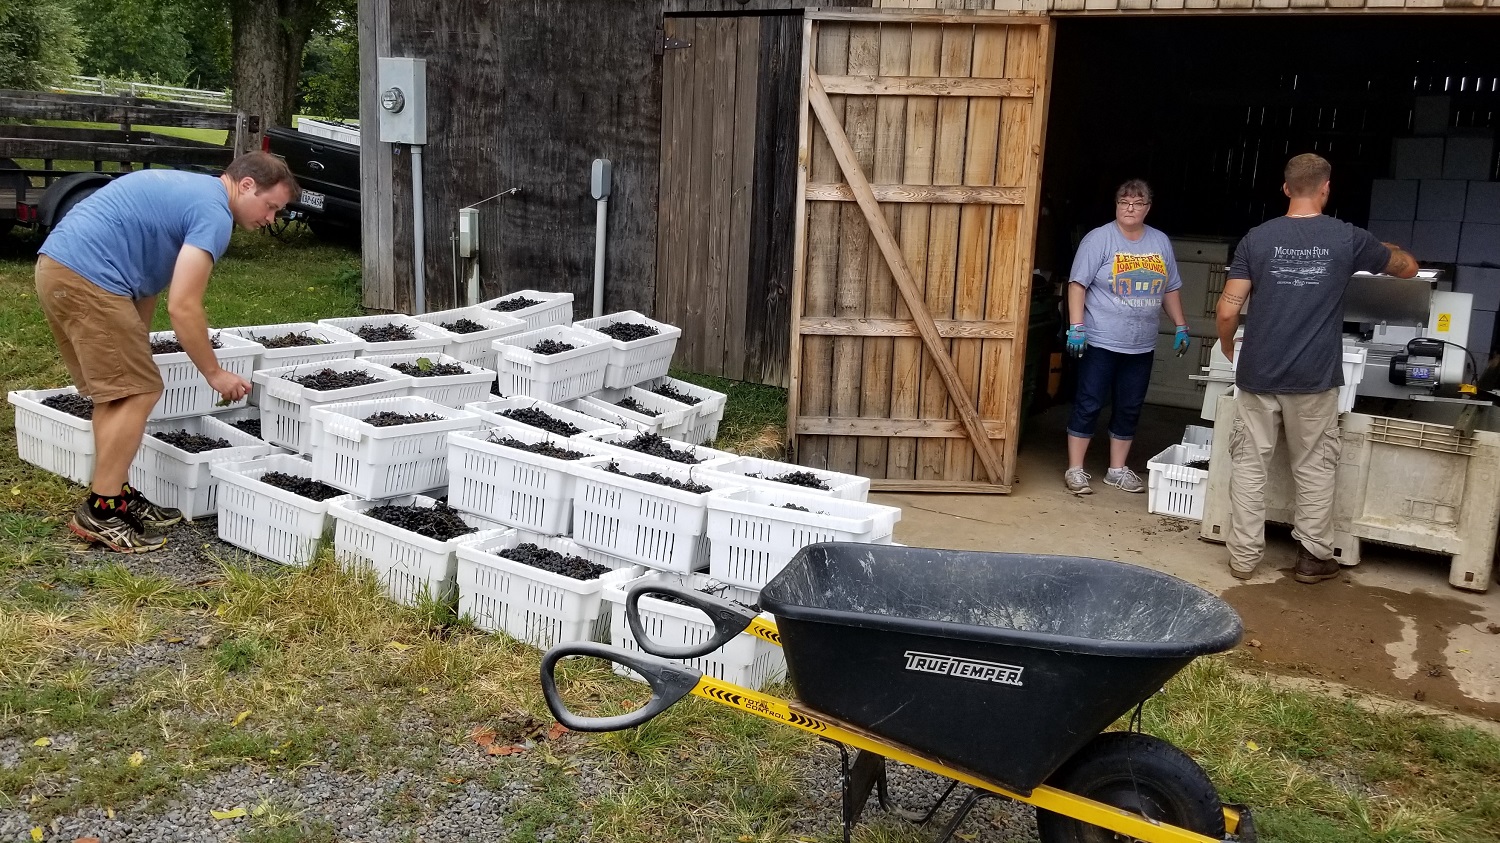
[0,229,1497,841]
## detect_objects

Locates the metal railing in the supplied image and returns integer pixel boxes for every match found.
[51,76,233,111]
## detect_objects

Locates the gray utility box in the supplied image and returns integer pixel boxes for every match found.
[1199,394,1500,592]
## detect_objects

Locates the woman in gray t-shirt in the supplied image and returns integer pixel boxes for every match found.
[1062,179,1188,496]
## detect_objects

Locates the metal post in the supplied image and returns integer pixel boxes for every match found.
[412,144,426,314]
[590,159,613,318]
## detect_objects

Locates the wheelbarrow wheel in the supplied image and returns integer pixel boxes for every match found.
[1035,731,1225,843]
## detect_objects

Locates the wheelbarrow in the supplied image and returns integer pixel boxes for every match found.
[541,543,1255,843]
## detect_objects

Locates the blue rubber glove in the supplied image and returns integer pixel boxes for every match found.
[1174,325,1190,357]
[1066,324,1087,358]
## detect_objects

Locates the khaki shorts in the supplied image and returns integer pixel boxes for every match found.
[35,255,163,403]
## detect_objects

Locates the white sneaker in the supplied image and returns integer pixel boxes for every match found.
[1104,466,1145,493]
[1064,468,1093,495]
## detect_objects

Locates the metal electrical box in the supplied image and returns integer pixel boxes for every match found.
[458,207,479,257]
[376,57,427,145]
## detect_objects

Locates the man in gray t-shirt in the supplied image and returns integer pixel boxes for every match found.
[1215,153,1417,584]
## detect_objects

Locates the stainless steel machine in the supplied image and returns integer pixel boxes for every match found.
[1343,270,1476,399]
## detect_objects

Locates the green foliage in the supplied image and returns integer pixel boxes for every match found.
[68,0,230,90]
[298,25,359,119]
[0,0,83,91]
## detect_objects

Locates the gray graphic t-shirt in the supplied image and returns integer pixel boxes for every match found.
[1229,216,1391,393]
[1069,223,1182,354]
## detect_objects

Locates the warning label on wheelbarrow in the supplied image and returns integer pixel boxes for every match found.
[904,650,1025,687]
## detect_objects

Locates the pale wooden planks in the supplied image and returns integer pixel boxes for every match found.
[819,75,1034,98]
[784,14,815,463]
[800,317,1016,338]
[806,183,1025,204]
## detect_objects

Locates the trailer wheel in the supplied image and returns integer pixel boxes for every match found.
[1036,731,1225,843]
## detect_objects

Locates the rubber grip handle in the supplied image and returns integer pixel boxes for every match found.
[626,581,758,659]
[539,641,701,732]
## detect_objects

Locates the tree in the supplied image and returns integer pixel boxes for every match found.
[69,0,230,89]
[0,0,83,91]
[298,11,358,119]
[229,0,333,131]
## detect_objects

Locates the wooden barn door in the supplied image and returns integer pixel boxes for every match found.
[788,9,1053,492]
[655,14,802,386]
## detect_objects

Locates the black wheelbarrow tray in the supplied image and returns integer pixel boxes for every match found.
[542,543,1255,843]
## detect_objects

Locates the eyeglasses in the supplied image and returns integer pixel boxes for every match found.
[1116,199,1151,210]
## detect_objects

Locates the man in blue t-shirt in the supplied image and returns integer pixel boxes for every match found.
[1215,153,1417,584]
[35,152,299,552]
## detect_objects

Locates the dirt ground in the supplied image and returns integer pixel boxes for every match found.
[876,403,1500,726]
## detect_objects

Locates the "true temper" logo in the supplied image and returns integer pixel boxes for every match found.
[903,650,1024,687]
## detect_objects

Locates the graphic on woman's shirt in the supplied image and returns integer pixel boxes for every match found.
[1109,253,1169,308]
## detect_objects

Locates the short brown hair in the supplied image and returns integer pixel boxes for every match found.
[1284,154,1331,197]
[225,151,300,200]
[1115,179,1153,203]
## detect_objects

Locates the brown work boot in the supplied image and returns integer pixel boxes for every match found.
[1293,548,1340,584]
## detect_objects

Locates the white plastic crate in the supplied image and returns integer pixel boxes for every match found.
[641,376,728,446]
[1231,341,1366,414]
[569,387,693,439]
[253,358,412,453]
[147,330,261,420]
[571,453,744,572]
[603,571,785,691]
[1147,444,1211,522]
[414,306,527,368]
[573,311,683,389]
[456,532,643,647]
[212,407,267,442]
[7,387,95,485]
[1182,424,1214,452]
[330,494,507,606]
[463,396,620,437]
[493,325,612,403]
[363,352,497,408]
[310,396,482,498]
[211,453,351,567]
[705,486,900,590]
[479,289,575,332]
[223,321,366,381]
[577,428,738,469]
[318,314,452,358]
[447,425,613,534]
[128,416,283,519]
[697,455,871,502]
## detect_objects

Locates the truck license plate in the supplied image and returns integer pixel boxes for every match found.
[300,190,325,211]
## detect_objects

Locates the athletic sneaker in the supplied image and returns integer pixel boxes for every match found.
[123,486,184,528]
[68,500,167,553]
[1063,468,1093,495]
[1104,466,1145,493]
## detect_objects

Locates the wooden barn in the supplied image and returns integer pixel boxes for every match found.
[358,0,1500,492]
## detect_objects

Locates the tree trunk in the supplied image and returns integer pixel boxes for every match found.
[231,0,319,147]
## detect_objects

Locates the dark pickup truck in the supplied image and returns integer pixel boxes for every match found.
[264,121,360,243]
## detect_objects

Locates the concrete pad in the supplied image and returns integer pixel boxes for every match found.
[877,401,1500,721]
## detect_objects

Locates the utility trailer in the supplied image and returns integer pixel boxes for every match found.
[0,89,258,234]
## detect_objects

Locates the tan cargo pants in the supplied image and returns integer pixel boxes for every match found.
[1227,388,1340,573]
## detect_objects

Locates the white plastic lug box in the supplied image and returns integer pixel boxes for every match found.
[492,325,612,403]
[573,310,683,389]
[455,531,642,647]
[330,494,508,606]
[128,415,283,519]
[478,290,575,332]
[569,387,693,439]
[253,357,412,453]
[8,387,96,485]
[413,306,527,369]
[640,376,728,446]
[309,396,482,498]
[147,330,261,420]
[570,452,744,572]
[705,486,900,589]
[211,453,351,567]
[447,425,613,535]
[576,428,737,470]
[464,396,620,438]
[223,321,366,403]
[363,352,497,409]
[697,455,871,502]
[1147,444,1211,522]
[318,313,452,358]
[603,571,785,691]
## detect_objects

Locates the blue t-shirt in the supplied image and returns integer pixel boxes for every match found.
[1069,223,1182,355]
[41,170,232,299]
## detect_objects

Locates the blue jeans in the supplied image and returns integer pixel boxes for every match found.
[1067,347,1155,441]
